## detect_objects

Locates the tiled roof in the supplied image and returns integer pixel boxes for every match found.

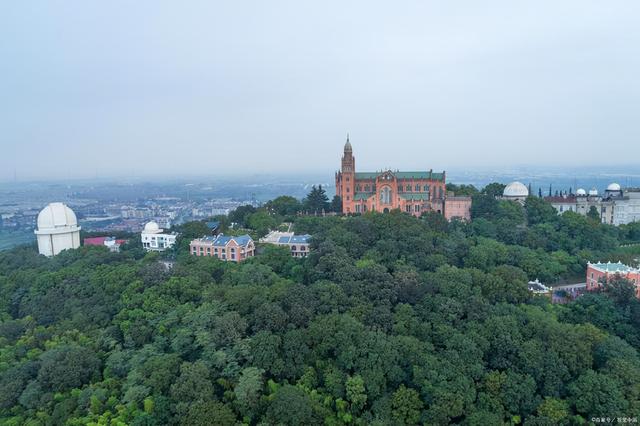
[277,234,310,244]
[354,173,379,179]
[353,193,374,201]
[354,171,445,181]
[192,234,253,247]
[589,261,639,273]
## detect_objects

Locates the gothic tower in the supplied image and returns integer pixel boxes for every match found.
[338,135,355,213]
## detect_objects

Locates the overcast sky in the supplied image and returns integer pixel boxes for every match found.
[1,1,639,181]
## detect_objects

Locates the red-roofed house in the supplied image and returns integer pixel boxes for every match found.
[84,236,127,252]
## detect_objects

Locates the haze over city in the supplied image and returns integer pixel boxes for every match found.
[2,1,640,181]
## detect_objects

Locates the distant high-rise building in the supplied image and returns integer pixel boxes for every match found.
[34,203,81,256]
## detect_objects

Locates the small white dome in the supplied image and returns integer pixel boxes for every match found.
[144,221,160,232]
[37,203,78,230]
[607,182,621,191]
[576,188,587,196]
[588,188,598,196]
[503,181,529,198]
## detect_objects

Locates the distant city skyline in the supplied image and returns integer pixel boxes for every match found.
[2,1,640,180]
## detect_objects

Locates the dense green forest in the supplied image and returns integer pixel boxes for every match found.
[1,186,640,425]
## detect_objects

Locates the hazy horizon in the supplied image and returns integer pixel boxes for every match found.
[2,1,640,181]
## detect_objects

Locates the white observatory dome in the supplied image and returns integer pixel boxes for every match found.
[37,202,78,230]
[503,181,529,198]
[588,188,599,196]
[606,183,621,192]
[144,221,160,233]
[35,203,81,257]
[576,188,587,196]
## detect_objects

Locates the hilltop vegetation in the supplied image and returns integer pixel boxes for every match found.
[1,187,640,425]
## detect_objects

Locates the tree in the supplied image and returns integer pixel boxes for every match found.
[569,371,629,419]
[265,385,321,426]
[587,205,600,222]
[446,183,479,196]
[331,195,342,213]
[174,221,210,240]
[482,182,506,198]
[303,185,330,214]
[265,196,302,217]
[170,361,214,405]
[181,400,237,426]
[391,385,423,425]
[37,345,101,392]
[228,205,257,227]
[536,397,569,423]
[525,196,557,226]
[246,210,279,237]
[345,375,367,413]
[234,367,264,420]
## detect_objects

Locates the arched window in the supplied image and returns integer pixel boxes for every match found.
[380,187,392,204]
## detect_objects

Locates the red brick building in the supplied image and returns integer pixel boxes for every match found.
[586,261,640,298]
[190,234,255,263]
[335,137,469,219]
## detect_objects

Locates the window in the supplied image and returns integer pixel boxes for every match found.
[415,184,420,191]
[380,187,392,204]
[405,205,411,212]
[423,185,429,191]
[414,205,420,212]
[356,185,361,192]
[355,204,361,213]
[291,246,297,251]
[300,246,306,251]
[346,187,350,193]
[364,185,370,191]
[406,185,411,191]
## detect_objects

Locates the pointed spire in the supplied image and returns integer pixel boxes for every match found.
[344,133,352,152]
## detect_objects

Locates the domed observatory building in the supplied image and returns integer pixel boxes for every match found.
[141,221,177,252]
[502,181,529,203]
[34,203,81,256]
